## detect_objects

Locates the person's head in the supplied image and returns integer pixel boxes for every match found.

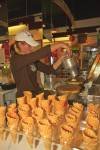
[14,31,39,54]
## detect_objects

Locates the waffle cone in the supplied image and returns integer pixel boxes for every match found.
[38,119,52,139]
[18,104,30,112]
[18,110,29,118]
[83,128,97,143]
[0,128,4,140]
[41,99,50,113]
[29,98,37,109]
[23,91,32,104]
[32,107,44,121]
[47,113,59,125]
[36,92,44,107]
[26,134,34,148]
[0,106,6,116]
[10,130,17,144]
[7,112,19,128]
[86,116,99,131]
[43,138,51,150]
[54,100,65,115]
[21,117,34,134]
[17,96,25,105]
[7,103,17,113]
[62,144,72,150]
[48,94,56,108]
[60,124,73,145]
[0,117,6,127]
[83,142,98,150]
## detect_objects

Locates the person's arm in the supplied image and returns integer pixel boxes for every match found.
[36,61,57,75]
[53,55,65,70]
[14,45,51,70]
[13,43,71,71]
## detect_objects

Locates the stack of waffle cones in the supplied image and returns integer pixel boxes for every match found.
[21,117,34,147]
[82,103,100,150]
[36,92,44,107]
[83,128,98,150]
[6,112,19,143]
[7,103,17,113]
[23,91,32,104]
[47,113,60,142]
[0,106,6,140]
[17,96,25,105]
[60,123,74,150]
[38,118,52,150]
[32,107,44,136]
[48,94,56,111]
[28,97,37,110]
[41,99,51,114]
[54,96,68,116]
[18,104,30,119]
[59,102,84,149]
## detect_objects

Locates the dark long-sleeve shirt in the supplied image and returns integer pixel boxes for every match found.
[10,45,57,97]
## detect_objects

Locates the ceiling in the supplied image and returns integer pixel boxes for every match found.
[0,0,100,36]
[7,0,100,26]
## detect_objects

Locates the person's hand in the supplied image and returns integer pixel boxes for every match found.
[53,54,66,70]
[51,42,72,57]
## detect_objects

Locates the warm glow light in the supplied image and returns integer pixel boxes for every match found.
[8,24,28,35]
[54,37,69,41]
[43,39,51,43]
[0,44,3,49]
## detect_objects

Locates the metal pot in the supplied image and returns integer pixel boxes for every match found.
[62,57,79,78]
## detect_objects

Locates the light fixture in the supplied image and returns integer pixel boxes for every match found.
[8,24,28,36]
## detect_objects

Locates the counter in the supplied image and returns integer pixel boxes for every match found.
[0,88,17,105]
